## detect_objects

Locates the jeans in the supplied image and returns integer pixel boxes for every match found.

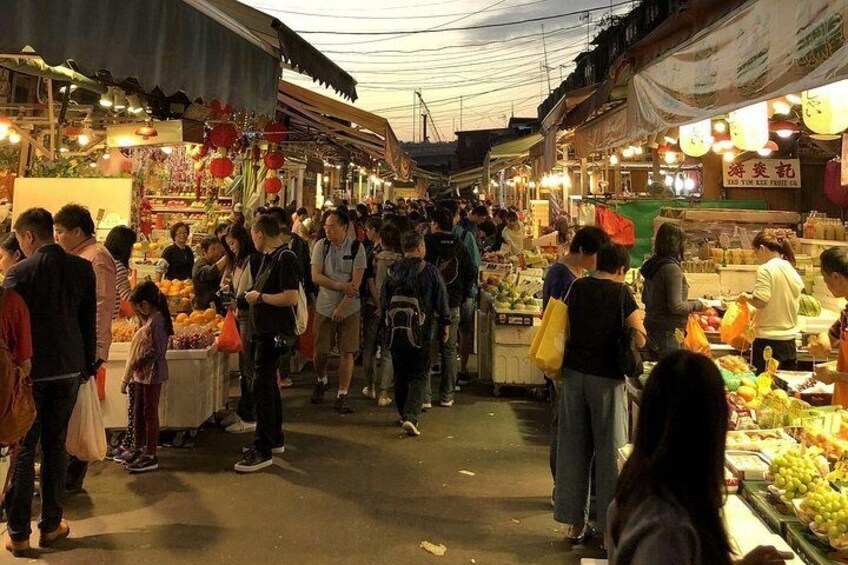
[425,307,460,404]
[361,303,383,390]
[133,382,162,456]
[548,378,560,481]
[752,338,797,374]
[252,335,287,456]
[647,329,681,361]
[236,313,256,422]
[7,376,80,541]
[392,342,430,426]
[554,368,627,533]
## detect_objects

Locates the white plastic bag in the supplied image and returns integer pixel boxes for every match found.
[65,378,107,462]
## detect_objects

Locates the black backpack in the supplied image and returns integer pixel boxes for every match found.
[385,261,427,351]
[435,238,463,287]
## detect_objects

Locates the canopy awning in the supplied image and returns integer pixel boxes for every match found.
[0,0,357,115]
[628,0,848,139]
[573,104,628,158]
[489,133,544,159]
[202,0,358,101]
[277,80,413,180]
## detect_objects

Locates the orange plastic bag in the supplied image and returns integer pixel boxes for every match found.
[683,314,711,356]
[720,300,753,352]
[216,310,242,353]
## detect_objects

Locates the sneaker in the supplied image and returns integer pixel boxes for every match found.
[396,418,404,427]
[127,455,159,473]
[219,412,240,428]
[38,519,70,548]
[279,377,294,388]
[457,372,472,386]
[402,420,421,437]
[440,399,454,407]
[361,385,376,400]
[225,418,257,434]
[377,393,393,407]
[422,402,432,410]
[234,449,273,473]
[115,449,143,465]
[429,363,441,376]
[241,444,285,455]
[455,384,462,392]
[5,534,30,557]
[106,446,126,461]
[334,394,354,414]
[311,381,327,404]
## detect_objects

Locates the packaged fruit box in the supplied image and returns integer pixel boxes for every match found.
[726,429,797,453]
[726,450,771,480]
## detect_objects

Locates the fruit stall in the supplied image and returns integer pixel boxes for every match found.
[627,354,848,564]
[104,308,231,446]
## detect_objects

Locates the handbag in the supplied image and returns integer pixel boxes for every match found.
[617,285,644,378]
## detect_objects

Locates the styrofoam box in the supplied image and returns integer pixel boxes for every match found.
[492,323,538,346]
[103,345,219,430]
[492,343,546,385]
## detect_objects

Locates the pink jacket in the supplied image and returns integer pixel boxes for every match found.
[73,238,117,362]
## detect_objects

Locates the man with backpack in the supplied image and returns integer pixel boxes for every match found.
[310,209,366,414]
[382,231,450,437]
[439,200,481,388]
[424,208,476,408]
[234,215,301,473]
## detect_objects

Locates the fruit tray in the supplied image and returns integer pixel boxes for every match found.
[726,450,772,480]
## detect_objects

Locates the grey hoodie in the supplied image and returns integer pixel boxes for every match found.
[640,256,704,333]
[608,495,702,565]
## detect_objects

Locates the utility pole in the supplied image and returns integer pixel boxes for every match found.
[541,24,552,93]
[459,95,463,132]
[412,90,417,143]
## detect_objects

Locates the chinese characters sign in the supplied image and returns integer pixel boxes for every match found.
[722,159,801,189]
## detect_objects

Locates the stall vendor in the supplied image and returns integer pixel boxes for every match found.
[159,222,194,280]
[809,247,848,406]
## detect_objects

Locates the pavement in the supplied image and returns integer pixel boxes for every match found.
[0,368,606,565]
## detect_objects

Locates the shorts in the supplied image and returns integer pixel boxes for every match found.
[459,296,476,335]
[315,310,361,355]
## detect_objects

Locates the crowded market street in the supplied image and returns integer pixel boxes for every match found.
[17,372,594,565]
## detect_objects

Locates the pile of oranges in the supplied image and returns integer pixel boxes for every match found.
[175,308,224,332]
[157,279,194,312]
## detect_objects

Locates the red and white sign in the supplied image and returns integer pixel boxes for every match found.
[722,158,801,189]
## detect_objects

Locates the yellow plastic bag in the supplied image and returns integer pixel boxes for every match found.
[533,298,569,377]
[720,300,753,352]
[683,314,711,356]
[529,300,553,361]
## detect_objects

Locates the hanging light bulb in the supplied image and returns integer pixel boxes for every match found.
[77,134,90,146]
[723,152,736,162]
[756,140,779,157]
[786,93,802,105]
[113,89,127,110]
[634,146,643,156]
[664,151,677,165]
[622,147,635,159]
[609,154,619,166]
[127,95,144,114]
[772,100,792,115]
[99,87,114,108]
[713,120,727,133]
[776,129,793,139]
[8,132,20,144]
[101,152,111,160]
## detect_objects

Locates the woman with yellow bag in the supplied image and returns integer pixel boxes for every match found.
[554,244,646,546]
[808,247,848,406]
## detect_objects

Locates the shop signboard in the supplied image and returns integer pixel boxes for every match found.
[722,159,801,189]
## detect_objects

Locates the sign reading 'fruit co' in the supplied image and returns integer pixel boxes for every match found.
[722,158,801,189]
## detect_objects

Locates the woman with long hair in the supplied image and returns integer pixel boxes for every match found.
[608,351,793,565]
[221,223,259,434]
[742,230,804,373]
[640,223,709,359]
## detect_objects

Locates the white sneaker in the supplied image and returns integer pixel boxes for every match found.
[362,386,376,400]
[440,399,454,407]
[422,402,432,410]
[377,393,393,407]
[226,418,257,434]
[402,420,421,437]
[220,413,240,428]
[280,377,294,388]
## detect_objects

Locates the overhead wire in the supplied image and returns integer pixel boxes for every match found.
[253,0,554,20]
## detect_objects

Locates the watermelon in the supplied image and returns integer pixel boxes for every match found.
[799,293,822,317]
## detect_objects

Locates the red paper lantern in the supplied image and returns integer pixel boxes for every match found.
[264,151,285,170]
[264,176,282,194]
[210,157,234,179]
[263,123,288,143]
[209,123,238,148]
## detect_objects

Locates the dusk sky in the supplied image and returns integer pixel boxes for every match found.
[244,0,633,141]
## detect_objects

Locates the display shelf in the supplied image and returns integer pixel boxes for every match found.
[739,480,801,536]
[148,195,232,200]
[785,523,848,565]
[151,207,208,213]
[799,238,848,248]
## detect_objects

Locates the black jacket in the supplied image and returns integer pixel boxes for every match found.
[424,231,476,308]
[381,257,450,337]
[4,243,97,380]
[288,233,315,296]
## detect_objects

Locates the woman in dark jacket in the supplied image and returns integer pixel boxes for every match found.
[640,223,708,360]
